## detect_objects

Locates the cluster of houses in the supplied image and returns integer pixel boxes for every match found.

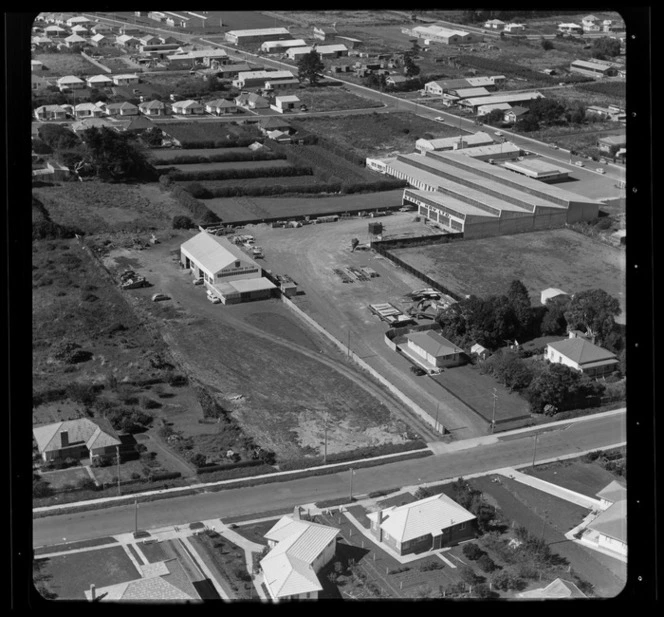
[557,15,625,36]
[482,19,527,33]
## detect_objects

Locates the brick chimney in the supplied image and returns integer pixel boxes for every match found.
[89,584,96,601]
[60,431,69,448]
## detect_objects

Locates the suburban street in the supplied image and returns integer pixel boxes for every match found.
[33,409,626,548]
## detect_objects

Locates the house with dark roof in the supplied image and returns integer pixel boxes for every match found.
[33,418,121,463]
[546,334,619,377]
[368,493,476,556]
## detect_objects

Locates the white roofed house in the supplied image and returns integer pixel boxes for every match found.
[64,33,88,48]
[403,330,466,371]
[558,23,583,35]
[171,99,205,116]
[57,75,86,91]
[74,102,105,118]
[139,99,167,116]
[271,95,300,113]
[103,101,139,117]
[34,104,69,121]
[235,92,270,110]
[582,14,601,32]
[260,513,340,602]
[86,74,114,88]
[578,480,627,559]
[483,19,505,29]
[180,231,276,304]
[232,70,296,90]
[112,73,140,86]
[31,59,44,71]
[503,23,526,33]
[89,33,108,47]
[33,418,121,463]
[67,15,91,26]
[70,24,89,34]
[115,34,140,49]
[415,131,494,153]
[368,493,476,556]
[261,39,307,53]
[204,99,238,115]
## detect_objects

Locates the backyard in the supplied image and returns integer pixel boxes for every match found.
[32,52,98,76]
[293,86,385,112]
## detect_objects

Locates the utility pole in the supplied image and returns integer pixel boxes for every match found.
[531,432,539,468]
[349,467,354,501]
[347,330,351,358]
[134,498,139,535]
[491,388,497,433]
[116,445,121,496]
[323,410,328,464]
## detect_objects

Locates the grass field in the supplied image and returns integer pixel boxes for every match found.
[155,160,293,173]
[36,546,139,599]
[203,189,405,222]
[148,147,258,162]
[38,467,91,491]
[390,228,626,322]
[33,53,97,76]
[178,174,322,191]
[32,183,192,234]
[290,112,469,158]
[160,122,262,147]
[294,86,385,112]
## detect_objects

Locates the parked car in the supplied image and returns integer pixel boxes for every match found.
[410,366,426,376]
[206,294,221,304]
[399,206,414,212]
[494,131,503,137]
[434,116,446,122]
[151,293,169,302]
[193,278,204,285]
[596,167,605,174]
[575,161,584,167]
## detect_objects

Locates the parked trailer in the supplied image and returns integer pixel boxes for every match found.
[318,215,339,223]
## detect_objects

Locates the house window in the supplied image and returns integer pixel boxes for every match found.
[459,522,466,530]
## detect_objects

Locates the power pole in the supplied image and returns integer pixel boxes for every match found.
[134,498,139,535]
[491,388,497,433]
[531,432,539,468]
[349,467,354,500]
[116,445,121,496]
[323,410,328,464]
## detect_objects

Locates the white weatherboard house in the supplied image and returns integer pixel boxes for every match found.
[546,335,619,377]
[261,514,339,602]
[180,232,276,304]
[403,330,465,370]
[582,481,627,558]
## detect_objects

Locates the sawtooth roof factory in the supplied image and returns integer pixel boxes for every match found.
[368,143,600,239]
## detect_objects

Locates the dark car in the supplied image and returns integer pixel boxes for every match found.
[410,366,426,376]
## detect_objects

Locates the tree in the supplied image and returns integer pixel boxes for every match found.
[516,112,540,132]
[80,126,154,182]
[563,289,622,345]
[540,38,554,51]
[172,215,194,229]
[38,123,80,150]
[297,50,325,85]
[507,280,534,338]
[591,37,621,60]
[403,54,421,77]
[484,108,505,126]
[540,294,570,335]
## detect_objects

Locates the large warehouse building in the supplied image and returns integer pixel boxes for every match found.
[225,27,291,46]
[379,148,600,239]
[180,231,276,304]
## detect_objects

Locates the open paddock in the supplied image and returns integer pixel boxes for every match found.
[390,228,626,322]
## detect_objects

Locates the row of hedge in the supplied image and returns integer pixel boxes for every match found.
[180,137,261,149]
[151,149,284,165]
[159,175,221,225]
[163,165,314,182]
[276,439,429,472]
[192,177,407,199]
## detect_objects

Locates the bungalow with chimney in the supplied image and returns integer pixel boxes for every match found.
[368,493,476,556]
[86,74,114,88]
[260,511,339,602]
[34,104,69,121]
[235,92,270,110]
[171,99,205,115]
[204,99,238,115]
[546,333,619,377]
[57,75,86,91]
[33,418,121,463]
[103,101,139,117]
[139,99,167,116]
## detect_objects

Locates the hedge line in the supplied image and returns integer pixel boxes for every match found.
[153,150,285,165]
[180,137,263,149]
[196,458,265,474]
[159,175,221,224]
[200,177,406,198]
[164,165,314,182]
[276,440,429,472]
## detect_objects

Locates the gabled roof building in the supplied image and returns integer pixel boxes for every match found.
[33,418,121,462]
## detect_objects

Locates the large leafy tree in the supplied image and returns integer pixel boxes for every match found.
[591,37,621,60]
[80,126,153,182]
[506,280,533,339]
[563,289,622,345]
[403,53,421,77]
[540,294,571,335]
[297,50,325,85]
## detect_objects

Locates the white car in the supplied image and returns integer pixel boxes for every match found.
[494,131,503,137]
[596,167,605,174]
[206,294,221,304]
[574,161,584,167]
[434,116,446,122]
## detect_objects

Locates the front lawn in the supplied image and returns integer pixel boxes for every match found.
[37,466,91,491]
[36,546,140,599]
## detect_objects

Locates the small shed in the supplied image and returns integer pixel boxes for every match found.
[540,288,568,306]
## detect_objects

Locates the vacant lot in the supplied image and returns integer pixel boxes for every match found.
[161,122,262,147]
[391,228,626,322]
[33,52,97,76]
[294,86,385,112]
[36,546,139,599]
[32,183,192,234]
[204,189,405,222]
[290,112,467,158]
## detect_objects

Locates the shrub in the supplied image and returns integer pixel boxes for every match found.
[92,456,113,468]
[491,569,526,591]
[172,215,195,229]
[462,543,485,561]
[418,560,443,572]
[33,480,54,498]
[76,478,97,491]
[477,554,498,573]
[139,396,162,410]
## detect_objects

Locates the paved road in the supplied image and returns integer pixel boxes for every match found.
[33,410,625,547]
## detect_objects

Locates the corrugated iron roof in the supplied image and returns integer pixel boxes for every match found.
[547,338,617,366]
